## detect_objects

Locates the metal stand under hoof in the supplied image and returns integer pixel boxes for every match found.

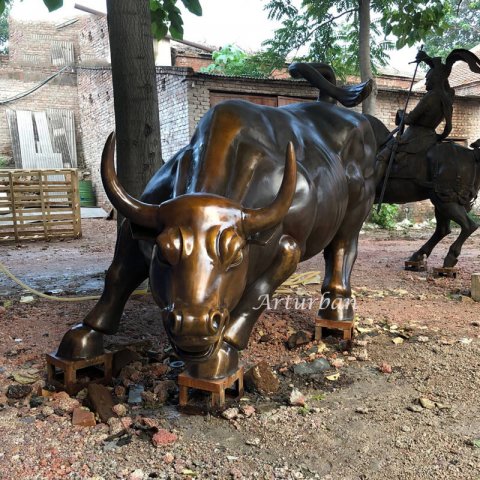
[45,351,113,395]
[405,260,427,272]
[432,267,458,278]
[178,366,244,407]
[315,318,354,344]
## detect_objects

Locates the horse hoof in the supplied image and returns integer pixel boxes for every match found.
[408,252,426,263]
[56,324,104,360]
[443,254,458,269]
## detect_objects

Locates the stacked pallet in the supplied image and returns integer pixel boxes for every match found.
[0,169,81,243]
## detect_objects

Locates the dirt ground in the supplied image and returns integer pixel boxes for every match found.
[0,219,480,480]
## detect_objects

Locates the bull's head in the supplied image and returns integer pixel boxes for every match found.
[101,133,296,362]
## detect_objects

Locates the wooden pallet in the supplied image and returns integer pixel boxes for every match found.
[0,169,81,243]
[405,260,427,272]
[46,351,113,395]
[178,367,244,407]
[315,318,355,343]
[432,267,458,278]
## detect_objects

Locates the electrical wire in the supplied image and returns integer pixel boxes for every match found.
[0,64,74,105]
[0,260,148,302]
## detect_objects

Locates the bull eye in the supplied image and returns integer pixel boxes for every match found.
[218,227,245,270]
[157,228,182,266]
[228,249,243,270]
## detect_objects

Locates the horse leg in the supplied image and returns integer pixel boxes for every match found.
[56,219,150,359]
[409,206,451,262]
[435,202,478,268]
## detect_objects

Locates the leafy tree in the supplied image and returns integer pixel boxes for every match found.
[263,0,451,114]
[0,1,11,54]
[0,0,201,41]
[423,0,480,57]
[201,44,281,78]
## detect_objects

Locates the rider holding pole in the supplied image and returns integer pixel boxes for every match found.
[376,49,455,170]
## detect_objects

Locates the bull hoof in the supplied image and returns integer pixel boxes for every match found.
[56,324,104,360]
[185,342,239,380]
[318,296,354,322]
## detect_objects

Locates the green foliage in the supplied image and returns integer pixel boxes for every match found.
[370,204,400,230]
[380,1,450,48]
[297,406,310,416]
[0,0,202,41]
[263,0,450,79]
[201,44,282,78]
[150,0,202,40]
[0,1,10,54]
[423,0,480,57]
[0,0,63,14]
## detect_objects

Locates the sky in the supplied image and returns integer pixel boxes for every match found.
[10,0,418,76]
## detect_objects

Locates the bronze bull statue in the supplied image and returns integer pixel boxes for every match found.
[57,80,378,380]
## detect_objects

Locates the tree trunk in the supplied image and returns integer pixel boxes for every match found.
[106,0,162,225]
[358,0,376,115]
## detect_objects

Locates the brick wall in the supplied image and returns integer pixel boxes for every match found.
[9,17,82,68]
[0,17,84,165]
[156,67,190,161]
[184,73,318,136]
[0,68,80,160]
[78,15,110,65]
[173,53,212,72]
[77,67,114,208]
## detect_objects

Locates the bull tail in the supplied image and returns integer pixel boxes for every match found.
[288,62,373,108]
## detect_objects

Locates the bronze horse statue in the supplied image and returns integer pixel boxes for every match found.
[369,115,479,268]
[291,55,480,269]
[57,69,377,380]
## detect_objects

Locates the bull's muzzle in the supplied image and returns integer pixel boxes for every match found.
[163,307,229,359]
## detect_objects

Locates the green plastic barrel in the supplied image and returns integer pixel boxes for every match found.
[79,179,96,207]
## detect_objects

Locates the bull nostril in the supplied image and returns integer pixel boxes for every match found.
[208,310,223,334]
[167,311,182,335]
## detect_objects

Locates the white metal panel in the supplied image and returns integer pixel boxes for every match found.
[34,112,54,154]
[16,110,36,169]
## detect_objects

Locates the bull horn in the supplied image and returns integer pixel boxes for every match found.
[101,132,160,228]
[242,142,297,234]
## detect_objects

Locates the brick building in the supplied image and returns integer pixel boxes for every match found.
[1,12,479,212]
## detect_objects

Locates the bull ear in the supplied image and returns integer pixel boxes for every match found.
[130,222,158,242]
[248,225,281,246]
[242,142,297,235]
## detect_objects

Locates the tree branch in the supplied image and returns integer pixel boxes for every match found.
[310,8,358,32]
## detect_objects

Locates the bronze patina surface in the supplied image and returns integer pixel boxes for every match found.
[57,74,379,380]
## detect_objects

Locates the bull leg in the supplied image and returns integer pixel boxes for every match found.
[57,220,149,359]
[320,234,359,321]
[409,206,451,262]
[434,202,478,268]
[223,234,301,351]
[320,178,374,321]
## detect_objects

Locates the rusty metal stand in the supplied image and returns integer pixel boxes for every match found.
[405,260,427,272]
[45,351,113,395]
[315,318,354,343]
[432,267,458,278]
[178,366,244,407]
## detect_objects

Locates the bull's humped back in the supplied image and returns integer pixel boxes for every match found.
[187,99,368,204]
